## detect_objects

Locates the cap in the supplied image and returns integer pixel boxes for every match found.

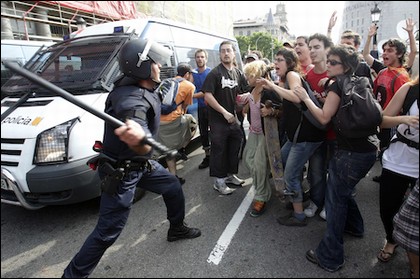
[177,63,198,76]
[282,41,294,48]
[245,53,259,61]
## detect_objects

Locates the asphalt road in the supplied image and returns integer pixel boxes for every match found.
[1,140,412,278]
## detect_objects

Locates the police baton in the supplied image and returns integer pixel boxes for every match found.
[2,61,178,158]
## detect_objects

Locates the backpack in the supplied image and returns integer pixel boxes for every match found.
[158,77,185,115]
[401,85,419,115]
[294,77,329,131]
[332,75,383,138]
[390,85,419,150]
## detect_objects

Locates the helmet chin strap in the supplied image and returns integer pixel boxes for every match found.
[151,78,161,90]
[138,40,153,67]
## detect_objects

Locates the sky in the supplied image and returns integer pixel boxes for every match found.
[234,1,346,43]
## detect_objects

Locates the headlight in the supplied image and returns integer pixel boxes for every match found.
[33,118,79,164]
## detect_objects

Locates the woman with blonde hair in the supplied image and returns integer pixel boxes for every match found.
[238,60,283,217]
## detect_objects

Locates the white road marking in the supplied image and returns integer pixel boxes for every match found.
[207,185,255,265]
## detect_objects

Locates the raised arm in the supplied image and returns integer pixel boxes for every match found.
[403,18,417,70]
[327,11,337,39]
[362,24,378,67]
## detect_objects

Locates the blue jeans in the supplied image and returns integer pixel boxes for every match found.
[315,150,376,270]
[281,139,324,202]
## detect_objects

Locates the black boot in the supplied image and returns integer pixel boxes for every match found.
[198,156,209,169]
[167,222,201,242]
[178,148,188,161]
[176,175,186,185]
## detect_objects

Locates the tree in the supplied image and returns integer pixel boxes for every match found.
[236,32,281,61]
[236,35,251,59]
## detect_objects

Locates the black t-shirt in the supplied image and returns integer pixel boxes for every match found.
[201,64,250,124]
[328,81,378,153]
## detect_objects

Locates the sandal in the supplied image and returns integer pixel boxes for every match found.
[377,248,395,262]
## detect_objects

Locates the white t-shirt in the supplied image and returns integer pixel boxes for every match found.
[383,99,419,178]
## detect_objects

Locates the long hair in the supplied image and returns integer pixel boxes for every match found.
[276,48,301,82]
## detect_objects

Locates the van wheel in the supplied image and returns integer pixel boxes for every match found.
[133,187,146,203]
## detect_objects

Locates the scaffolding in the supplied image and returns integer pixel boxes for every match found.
[1,1,138,42]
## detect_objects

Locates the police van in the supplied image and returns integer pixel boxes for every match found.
[1,39,54,90]
[1,18,242,209]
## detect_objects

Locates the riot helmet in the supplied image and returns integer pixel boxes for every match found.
[119,38,172,80]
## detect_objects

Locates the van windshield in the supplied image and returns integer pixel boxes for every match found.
[2,35,128,98]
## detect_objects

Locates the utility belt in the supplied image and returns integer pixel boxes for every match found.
[390,131,419,150]
[87,152,151,195]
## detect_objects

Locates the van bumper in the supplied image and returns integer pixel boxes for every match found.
[1,158,101,210]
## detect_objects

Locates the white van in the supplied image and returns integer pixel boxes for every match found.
[1,18,242,209]
[1,40,54,90]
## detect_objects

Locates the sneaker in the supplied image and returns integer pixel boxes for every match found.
[277,214,307,227]
[213,182,235,195]
[225,174,245,186]
[176,175,186,185]
[198,156,209,169]
[250,200,266,217]
[306,249,343,272]
[304,200,318,218]
[167,222,201,242]
[319,207,326,220]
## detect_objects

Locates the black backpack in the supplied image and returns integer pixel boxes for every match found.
[332,75,383,138]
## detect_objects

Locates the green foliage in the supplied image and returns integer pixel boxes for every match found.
[235,32,282,62]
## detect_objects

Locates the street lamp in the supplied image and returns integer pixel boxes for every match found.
[270,38,274,62]
[370,3,381,45]
[255,36,263,51]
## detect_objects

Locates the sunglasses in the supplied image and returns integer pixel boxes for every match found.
[275,58,286,63]
[326,59,343,66]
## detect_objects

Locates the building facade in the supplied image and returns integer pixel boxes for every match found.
[342,1,419,50]
[233,3,291,42]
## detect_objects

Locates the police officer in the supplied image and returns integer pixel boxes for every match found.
[62,38,201,278]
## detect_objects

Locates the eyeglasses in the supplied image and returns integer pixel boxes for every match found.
[326,59,343,66]
[275,58,286,63]
[220,48,233,53]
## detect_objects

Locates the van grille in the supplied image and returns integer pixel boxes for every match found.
[1,138,25,167]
